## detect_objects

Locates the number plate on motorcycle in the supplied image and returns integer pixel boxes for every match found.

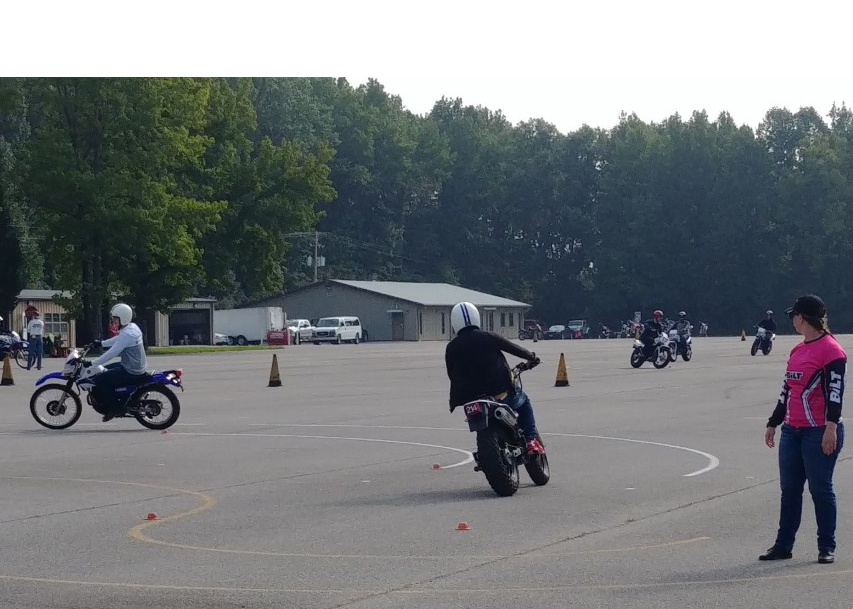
[464,402,483,416]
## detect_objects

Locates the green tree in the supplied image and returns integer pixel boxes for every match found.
[23,78,224,342]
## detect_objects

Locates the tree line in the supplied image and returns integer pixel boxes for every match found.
[1,78,851,338]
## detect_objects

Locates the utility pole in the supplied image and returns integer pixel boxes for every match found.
[313,230,319,283]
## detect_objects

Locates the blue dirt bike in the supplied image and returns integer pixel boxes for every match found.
[29,344,183,430]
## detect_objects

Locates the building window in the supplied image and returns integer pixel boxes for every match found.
[441,312,445,334]
[419,312,423,335]
[44,313,69,337]
[500,312,506,327]
[509,312,515,327]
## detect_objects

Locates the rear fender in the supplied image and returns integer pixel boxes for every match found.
[35,371,66,386]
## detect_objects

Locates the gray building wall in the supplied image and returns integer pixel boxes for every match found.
[255,283,420,342]
[253,283,529,342]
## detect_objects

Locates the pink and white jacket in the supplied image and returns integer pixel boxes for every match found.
[768,333,847,428]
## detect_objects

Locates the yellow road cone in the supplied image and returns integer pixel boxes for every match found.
[1,355,14,386]
[741,329,746,341]
[268,353,282,387]
[555,353,569,387]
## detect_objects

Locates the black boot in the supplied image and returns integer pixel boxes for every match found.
[759,546,792,561]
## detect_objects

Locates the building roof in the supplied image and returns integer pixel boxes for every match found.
[18,289,72,301]
[331,280,530,308]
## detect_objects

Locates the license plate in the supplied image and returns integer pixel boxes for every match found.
[464,402,483,416]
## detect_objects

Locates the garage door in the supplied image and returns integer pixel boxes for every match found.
[169,310,211,345]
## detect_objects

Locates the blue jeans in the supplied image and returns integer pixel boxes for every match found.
[27,336,43,370]
[504,388,538,439]
[775,423,844,552]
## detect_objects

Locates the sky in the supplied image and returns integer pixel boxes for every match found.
[6,0,852,135]
[345,76,852,134]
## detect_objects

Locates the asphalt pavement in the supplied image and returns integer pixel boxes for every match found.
[1,334,851,609]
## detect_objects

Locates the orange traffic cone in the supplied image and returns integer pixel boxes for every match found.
[741,329,746,341]
[555,353,569,387]
[456,522,470,531]
[146,512,159,521]
[268,354,282,387]
[1,355,13,386]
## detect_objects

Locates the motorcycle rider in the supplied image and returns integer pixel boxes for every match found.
[671,311,692,332]
[445,302,544,454]
[640,310,666,356]
[757,310,778,333]
[88,303,148,421]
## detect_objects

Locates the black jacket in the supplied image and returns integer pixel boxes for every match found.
[445,327,534,409]
[640,319,665,342]
[758,318,777,332]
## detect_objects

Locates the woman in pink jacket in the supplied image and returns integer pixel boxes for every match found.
[761,295,846,564]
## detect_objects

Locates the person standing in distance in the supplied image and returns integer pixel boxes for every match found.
[761,295,846,564]
[26,311,44,371]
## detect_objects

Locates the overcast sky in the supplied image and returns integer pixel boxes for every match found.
[345,75,851,133]
[8,0,852,136]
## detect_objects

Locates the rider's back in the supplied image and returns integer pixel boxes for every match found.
[446,328,517,409]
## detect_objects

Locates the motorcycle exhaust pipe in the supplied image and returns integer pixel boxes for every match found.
[493,406,518,428]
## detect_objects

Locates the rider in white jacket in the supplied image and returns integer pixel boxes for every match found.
[90,303,148,421]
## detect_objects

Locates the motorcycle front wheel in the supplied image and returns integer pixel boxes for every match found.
[477,428,520,497]
[750,340,759,356]
[14,348,28,369]
[30,384,82,430]
[653,348,670,369]
[524,435,550,486]
[682,345,693,361]
[630,349,645,368]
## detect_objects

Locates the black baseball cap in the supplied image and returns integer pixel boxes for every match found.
[785,294,826,318]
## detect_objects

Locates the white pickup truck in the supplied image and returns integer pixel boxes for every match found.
[286,319,315,344]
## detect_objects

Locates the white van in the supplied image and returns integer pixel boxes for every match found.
[313,316,362,344]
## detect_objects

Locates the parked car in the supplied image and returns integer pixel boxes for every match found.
[566,319,590,339]
[543,324,568,340]
[286,319,315,344]
[313,316,363,344]
[214,333,232,345]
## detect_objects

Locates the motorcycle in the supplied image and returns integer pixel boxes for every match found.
[630,332,672,369]
[459,359,549,497]
[0,330,29,369]
[29,344,183,430]
[667,325,693,362]
[599,324,613,339]
[751,327,775,356]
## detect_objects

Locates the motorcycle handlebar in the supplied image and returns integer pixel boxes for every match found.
[515,356,541,373]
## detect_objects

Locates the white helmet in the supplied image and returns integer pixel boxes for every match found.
[110,303,133,327]
[450,302,480,334]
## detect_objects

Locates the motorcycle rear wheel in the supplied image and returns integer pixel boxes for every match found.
[477,428,519,497]
[132,386,181,430]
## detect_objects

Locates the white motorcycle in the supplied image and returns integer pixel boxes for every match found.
[668,326,693,362]
[630,332,671,369]
[751,327,775,356]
